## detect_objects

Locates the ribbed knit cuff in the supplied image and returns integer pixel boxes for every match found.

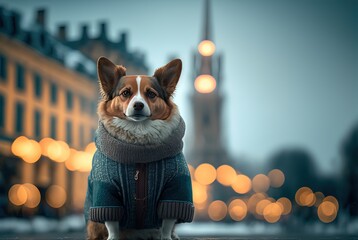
[89,206,123,222]
[157,201,194,223]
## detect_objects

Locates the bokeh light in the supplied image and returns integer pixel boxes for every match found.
[48,140,70,162]
[194,163,216,185]
[295,187,315,206]
[194,75,216,94]
[256,199,273,216]
[247,193,266,214]
[268,169,285,188]
[208,200,227,221]
[323,196,339,210]
[192,180,207,204]
[198,40,216,56]
[188,164,195,177]
[85,142,97,155]
[39,137,55,157]
[252,174,270,193]
[22,183,41,208]
[231,174,252,194]
[318,201,337,223]
[22,140,41,163]
[216,165,236,186]
[228,199,247,221]
[276,197,292,215]
[46,185,67,208]
[8,184,27,206]
[11,136,29,157]
[263,203,282,223]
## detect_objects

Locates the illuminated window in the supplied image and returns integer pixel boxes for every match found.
[34,73,42,99]
[0,54,6,81]
[0,94,4,128]
[15,102,24,134]
[66,121,72,145]
[50,115,57,139]
[50,82,57,104]
[16,64,25,91]
[34,110,41,139]
[66,90,73,110]
[79,124,84,148]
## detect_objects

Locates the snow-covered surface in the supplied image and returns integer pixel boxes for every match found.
[1,216,358,235]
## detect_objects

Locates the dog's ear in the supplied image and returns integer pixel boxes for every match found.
[153,59,182,98]
[97,56,126,99]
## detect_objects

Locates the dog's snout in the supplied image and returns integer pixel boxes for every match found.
[133,102,144,111]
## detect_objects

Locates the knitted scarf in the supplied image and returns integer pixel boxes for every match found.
[94,117,185,164]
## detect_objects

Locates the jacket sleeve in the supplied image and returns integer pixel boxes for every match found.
[157,154,195,223]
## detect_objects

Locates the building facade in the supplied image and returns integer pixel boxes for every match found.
[0,7,148,216]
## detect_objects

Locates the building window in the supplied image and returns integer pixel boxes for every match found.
[0,94,5,128]
[34,73,42,99]
[80,96,87,113]
[50,82,57,104]
[16,63,25,91]
[50,115,57,139]
[91,101,97,116]
[0,54,6,81]
[66,90,73,111]
[79,124,84,148]
[15,102,24,134]
[66,121,72,145]
[34,110,41,139]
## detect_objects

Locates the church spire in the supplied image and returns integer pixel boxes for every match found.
[203,0,211,41]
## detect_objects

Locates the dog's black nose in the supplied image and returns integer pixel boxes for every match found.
[133,102,144,111]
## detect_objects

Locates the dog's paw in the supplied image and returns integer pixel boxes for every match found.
[171,232,180,240]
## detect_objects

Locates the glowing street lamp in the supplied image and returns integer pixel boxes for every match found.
[198,40,216,56]
[194,74,216,94]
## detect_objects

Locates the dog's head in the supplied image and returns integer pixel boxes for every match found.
[97,57,182,122]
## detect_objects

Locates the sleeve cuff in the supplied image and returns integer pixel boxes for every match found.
[89,206,123,222]
[157,201,195,223]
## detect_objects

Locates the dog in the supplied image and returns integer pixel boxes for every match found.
[84,57,194,240]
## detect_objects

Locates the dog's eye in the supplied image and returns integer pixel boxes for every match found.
[121,90,131,98]
[147,90,157,99]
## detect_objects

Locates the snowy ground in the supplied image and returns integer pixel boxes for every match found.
[1,215,358,238]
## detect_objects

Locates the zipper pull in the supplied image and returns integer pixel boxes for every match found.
[134,170,139,181]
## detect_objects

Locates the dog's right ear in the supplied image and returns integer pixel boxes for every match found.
[97,56,126,99]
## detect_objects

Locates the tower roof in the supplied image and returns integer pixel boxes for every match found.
[202,0,212,41]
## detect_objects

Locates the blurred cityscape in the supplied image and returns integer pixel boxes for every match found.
[0,0,357,236]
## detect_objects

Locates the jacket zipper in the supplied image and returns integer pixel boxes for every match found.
[135,163,147,228]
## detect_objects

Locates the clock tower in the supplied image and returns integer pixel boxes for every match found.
[189,0,227,168]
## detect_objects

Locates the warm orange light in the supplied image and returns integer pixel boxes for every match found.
[48,141,70,163]
[22,140,42,163]
[323,196,339,210]
[39,138,55,157]
[208,200,227,221]
[256,199,273,216]
[295,187,315,206]
[216,165,236,186]
[194,75,216,94]
[192,180,207,204]
[318,201,337,223]
[228,199,247,221]
[76,151,93,172]
[46,185,67,208]
[276,197,292,215]
[65,149,79,171]
[247,193,266,214]
[252,174,270,193]
[22,183,41,208]
[198,40,216,56]
[231,174,252,194]
[85,142,97,155]
[194,163,216,185]
[11,136,29,157]
[8,184,27,206]
[268,169,285,188]
[263,203,282,223]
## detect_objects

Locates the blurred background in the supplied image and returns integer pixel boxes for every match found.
[0,0,357,237]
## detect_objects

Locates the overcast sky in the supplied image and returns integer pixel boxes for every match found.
[1,0,357,174]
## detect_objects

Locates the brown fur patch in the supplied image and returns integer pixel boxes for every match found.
[86,221,108,240]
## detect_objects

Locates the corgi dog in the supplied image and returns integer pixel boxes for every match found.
[85,57,194,240]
